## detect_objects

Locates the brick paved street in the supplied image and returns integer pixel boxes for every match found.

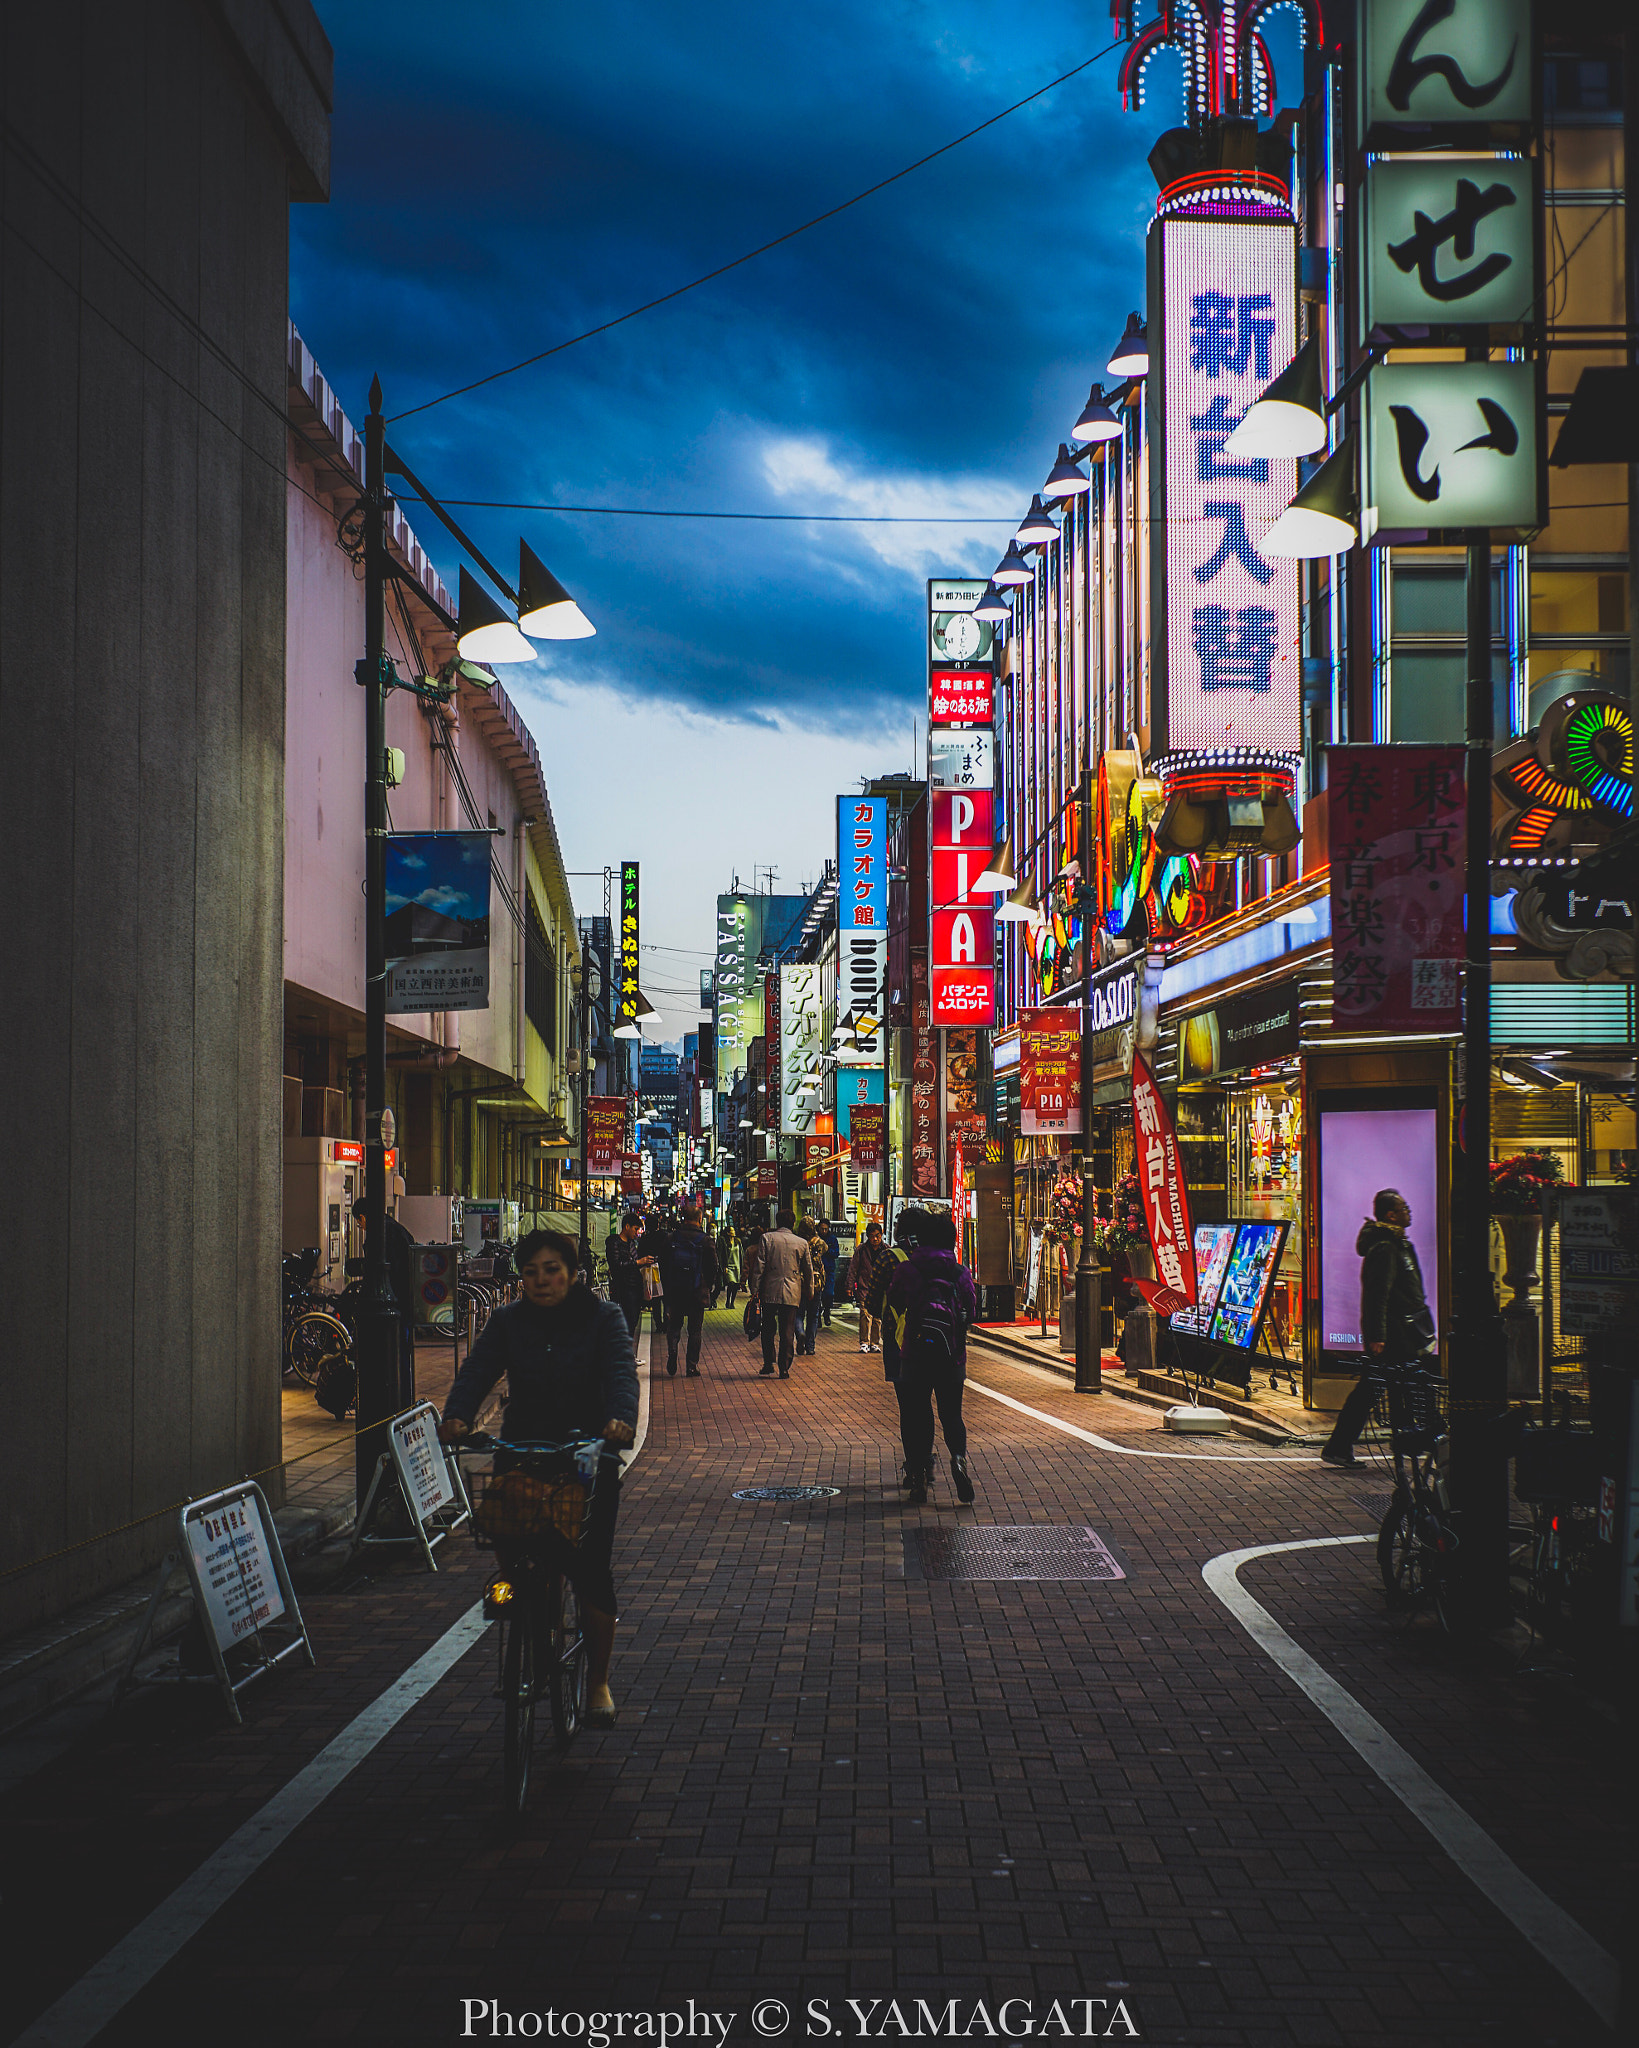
[1,1310,1620,2048]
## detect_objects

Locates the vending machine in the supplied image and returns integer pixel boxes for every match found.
[397,1194,462,1246]
[282,1139,400,1292]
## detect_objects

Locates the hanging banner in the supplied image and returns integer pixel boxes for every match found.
[585,1096,627,1177]
[945,1031,986,1158]
[620,1152,643,1195]
[909,956,941,1198]
[762,970,781,1131]
[1021,1007,1082,1136]
[753,1162,780,1200]
[930,787,996,1028]
[384,832,493,1014]
[1327,744,1465,1033]
[1131,1053,1198,1317]
[849,1104,885,1174]
[618,861,641,1028]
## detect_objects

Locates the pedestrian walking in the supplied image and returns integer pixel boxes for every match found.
[1320,1188,1436,1469]
[604,1209,648,1340]
[353,1196,418,1404]
[663,1201,719,1377]
[818,1218,839,1329]
[796,1216,828,1354]
[756,1209,813,1378]
[872,1207,925,1485]
[637,1209,671,1341]
[717,1221,743,1309]
[850,1222,889,1351]
[886,1210,978,1504]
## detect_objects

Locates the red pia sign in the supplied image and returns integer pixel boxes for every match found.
[1130,1053,1197,1318]
[849,1103,885,1174]
[929,668,994,726]
[929,787,995,1028]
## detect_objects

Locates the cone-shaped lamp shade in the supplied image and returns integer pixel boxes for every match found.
[1043,443,1091,501]
[517,541,595,639]
[996,874,1042,924]
[634,988,662,1024]
[1221,334,1327,459]
[1016,495,1059,545]
[1261,435,1359,558]
[973,581,1013,622]
[973,836,1017,892]
[1072,382,1121,443]
[456,566,535,663]
[991,540,1034,587]
[1107,312,1149,379]
[614,1019,643,1039]
[832,1007,859,1043]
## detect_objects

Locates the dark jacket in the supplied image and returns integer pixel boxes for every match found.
[605,1231,645,1309]
[885,1247,979,1381]
[384,1213,418,1318]
[1357,1220,1435,1360]
[664,1220,720,1304]
[443,1288,640,1440]
[851,1239,889,1305]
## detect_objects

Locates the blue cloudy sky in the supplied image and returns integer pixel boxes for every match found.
[291,2,1301,1033]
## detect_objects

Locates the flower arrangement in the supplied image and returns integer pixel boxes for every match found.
[1099,1170,1148,1253]
[1489,1151,1564,1216]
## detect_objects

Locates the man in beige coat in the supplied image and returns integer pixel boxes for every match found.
[757,1208,815,1378]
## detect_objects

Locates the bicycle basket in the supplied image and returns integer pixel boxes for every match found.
[1514,1427,1600,1507]
[1360,1368,1446,1473]
[471,1466,588,1547]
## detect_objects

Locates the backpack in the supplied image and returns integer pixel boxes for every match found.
[903,1264,969,1369]
[670,1228,707,1297]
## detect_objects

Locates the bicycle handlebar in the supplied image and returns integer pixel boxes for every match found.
[447,1432,621,1461]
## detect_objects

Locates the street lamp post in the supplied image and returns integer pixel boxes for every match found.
[1074,768,1101,1395]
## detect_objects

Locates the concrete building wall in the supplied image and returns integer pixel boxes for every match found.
[1,0,331,1635]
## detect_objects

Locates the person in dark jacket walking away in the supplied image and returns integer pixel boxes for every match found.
[1320,1188,1437,1469]
[353,1197,419,1404]
[663,1202,720,1376]
[886,1212,979,1503]
[439,1228,638,1727]
[604,1210,648,1339]
[873,1207,925,1486]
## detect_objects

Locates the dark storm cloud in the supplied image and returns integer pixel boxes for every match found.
[291,1,1180,731]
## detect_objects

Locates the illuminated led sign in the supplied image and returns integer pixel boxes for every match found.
[618,861,640,1027]
[1361,0,1533,139]
[837,796,888,1067]
[930,788,996,1029]
[779,964,823,1137]
[1364,360,1543,537]
[1152,212,1301,756]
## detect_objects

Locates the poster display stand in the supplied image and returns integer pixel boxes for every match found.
[351,1400,471,1571]
[117,1481,316,1724]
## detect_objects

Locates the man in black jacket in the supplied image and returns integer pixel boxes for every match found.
[1321,1188,1436,1469]
[663,1202,720,1378]
[604,1210,648,1338]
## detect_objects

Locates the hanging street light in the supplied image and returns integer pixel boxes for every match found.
[1261,434,1360,558]
[1016,495,1059,546]
[973,582,1013,622]
[1043,444,1091,501]
[1222,333,1327,459]
[996,874,1043,925]
[455,566,535,664]
[1106,312,1148,379]
[991,539,1034,586]
[1071,382,1122,443]
[973,836,1017,892]
[517,541,596,638]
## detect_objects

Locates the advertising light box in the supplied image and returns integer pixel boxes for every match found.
[1153,212,1301,756]
[1361,0,1533,140]
[929,788,995,1029]
[1364,156,1536,333]
[1364,360,1543,538]
[1318,1100,1441,1356]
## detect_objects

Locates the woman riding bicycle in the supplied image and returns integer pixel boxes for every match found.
[438,1228,637,1726]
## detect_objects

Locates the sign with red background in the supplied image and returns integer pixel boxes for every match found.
[1021,1007,1081,1136]
[1130,1055,1197,1316]
[929,669,995,726]
[908,956,940,1197]
[849,1104,885,1174]
[586,1096,628,1177]
[930,787,996,1028]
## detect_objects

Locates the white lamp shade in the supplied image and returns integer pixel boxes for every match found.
[1042,444,1090,501]
[1223,398,1328,460]
[456,567,535,664]
[973,582,1013,622]
[991,540,1034,586]
[1071,383,1121,443]
[1107,313,1148,379]
[518,541,596,639]
[1016,495,1059,545]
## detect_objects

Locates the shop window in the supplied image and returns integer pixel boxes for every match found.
[1527,563,1630,723]
[1228,1080,1303,1361]
[1544,52,1623,120]
[1173,1090,1226,1221]
[1585,1094,1637,1182]
[525,911,557,1053]
[1387,559,1510,742]
[1388,651,1510,743]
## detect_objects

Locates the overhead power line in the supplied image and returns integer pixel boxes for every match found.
[388,44,1120,423]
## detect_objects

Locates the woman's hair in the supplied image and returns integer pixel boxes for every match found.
[517,1227,580,1272]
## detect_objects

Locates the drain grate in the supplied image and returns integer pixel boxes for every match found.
[1354,1493,1394,1521]
[904,1525,1125,1583]
[733,1484,841,1502]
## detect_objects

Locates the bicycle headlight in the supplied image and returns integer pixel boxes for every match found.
[484,1578,515,1614]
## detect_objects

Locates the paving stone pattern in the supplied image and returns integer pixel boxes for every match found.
[0,1310,1618,2047]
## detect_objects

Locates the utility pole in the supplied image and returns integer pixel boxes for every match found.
[357,378,403,1500]
[1449,530,1507,1619]
[1074,767,1101,1394]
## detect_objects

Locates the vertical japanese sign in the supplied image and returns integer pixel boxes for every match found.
[1327,745,1465,1032]
[779,964,823,1138]
[1131,1053,1198,1316]
[930,787,996,1028]
[384,832,493,1014]
[944,1031,986,1158]
[1361,0,1532,137]
[1154,212,1300,754]
[837,796,888,1066]
[909,956,940,1198]
[762,970,781,1132]
[849,1104,885,1174]
[585,1096,628,1176]
[618,861,640,1029]
[1021,1007,1081,1137]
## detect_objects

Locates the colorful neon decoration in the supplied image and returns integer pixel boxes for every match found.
[1492,690,1633,863]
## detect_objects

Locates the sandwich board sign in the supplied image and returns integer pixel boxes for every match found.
[352,1400,472,1571]
[117,1481,316,1724]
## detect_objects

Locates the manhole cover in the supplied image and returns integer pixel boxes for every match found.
[733,1484,841,1502]
[1354,1493,1394,1521]
[904,1526,1125,1583]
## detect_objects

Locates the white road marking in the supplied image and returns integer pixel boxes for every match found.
[1203,1536,1619,2030]
[966,1365,1315,1461]
[17,1324,654,2048]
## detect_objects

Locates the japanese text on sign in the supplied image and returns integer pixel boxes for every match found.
[619,861,640,1026]
[186,1493,286,1651]
[1131,1054,1198,1312]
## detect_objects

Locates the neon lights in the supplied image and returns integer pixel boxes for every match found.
[1492,689,1633,860]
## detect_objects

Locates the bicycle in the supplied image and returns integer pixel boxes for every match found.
[1364,1361,1460,1635]
[1513,1416,1601,1657]
[449,1432,620,1815]
[282,1249,354,1388]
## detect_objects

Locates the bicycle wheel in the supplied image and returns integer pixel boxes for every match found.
[286,1310,351,1387]
[1377,1489,1428,1615]
[502,1599,538,1815]
[547,1573,587,1751]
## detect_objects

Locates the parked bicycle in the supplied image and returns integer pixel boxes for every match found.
[1513,1413,1602,1657]
[1364,1361,1460,1635]
[447,1431,622,1815]
[282,1249,353,1389]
